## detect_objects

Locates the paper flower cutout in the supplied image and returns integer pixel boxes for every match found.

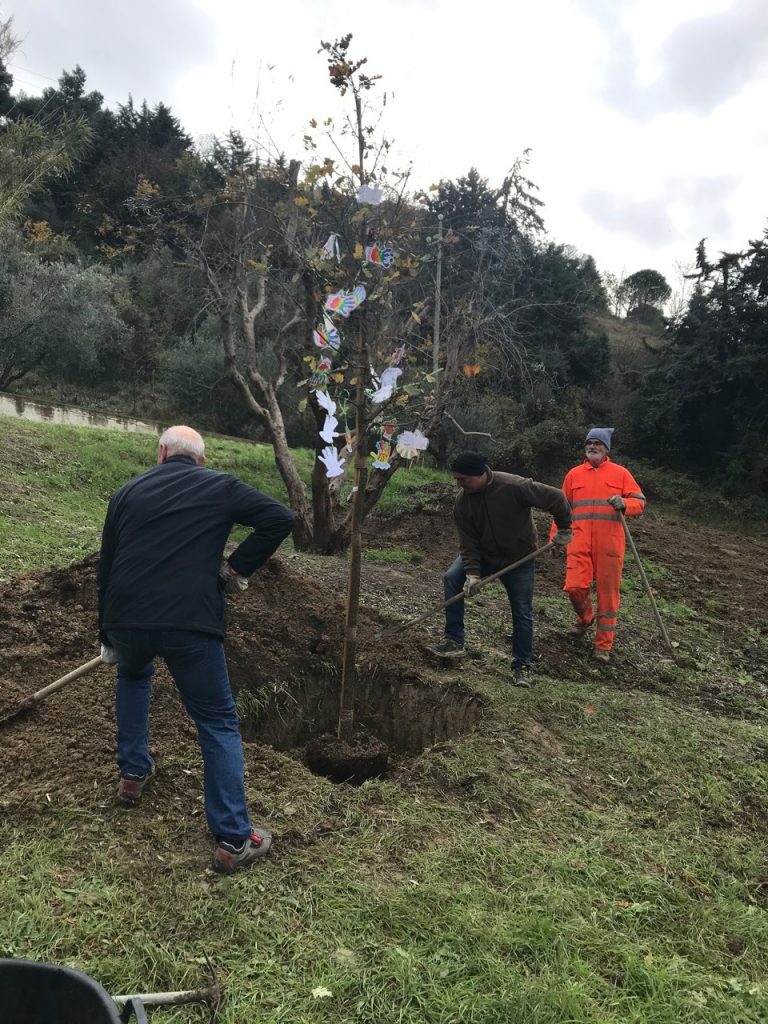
[319,446,346,478]
[320,414,340,444]
[365,244,394,269]
[320,234,340,261]
[356,184,383,206]
[396,429,429,460]
[370,439,393,470]
[308,357,334,392]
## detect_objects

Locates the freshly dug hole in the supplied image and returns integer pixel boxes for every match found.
[238,668,484,781]
[305,733,390,785]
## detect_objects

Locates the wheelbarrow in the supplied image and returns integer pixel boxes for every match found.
[0,957,221,1021]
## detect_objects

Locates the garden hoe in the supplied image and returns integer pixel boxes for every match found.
[113,956,221,1022]
[0,653,104,727]
[375,541,555,641]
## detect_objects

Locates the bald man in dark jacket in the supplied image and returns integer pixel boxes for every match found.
[99,425,293,874]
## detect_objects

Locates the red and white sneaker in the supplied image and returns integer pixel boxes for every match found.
[117,763,156,805]
[212,828,272,874]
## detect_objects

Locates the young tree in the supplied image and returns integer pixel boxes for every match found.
[170,36,439,553]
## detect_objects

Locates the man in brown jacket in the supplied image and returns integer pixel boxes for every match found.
[429,451,573,686]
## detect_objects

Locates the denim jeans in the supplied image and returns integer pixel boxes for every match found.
[443,557,535,668]
[107,629,251,843]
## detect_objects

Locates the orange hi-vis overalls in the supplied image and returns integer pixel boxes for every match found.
[550,458,645,652]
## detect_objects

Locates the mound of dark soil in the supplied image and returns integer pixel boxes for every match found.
[0,554,399,815]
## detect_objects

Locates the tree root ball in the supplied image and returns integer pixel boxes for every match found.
[305,733,390,785]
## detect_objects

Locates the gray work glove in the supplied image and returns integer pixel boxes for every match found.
[607,495,626,512]
[219,561,249,592]
[552,528,573,548]
[100,643,119,665]
[462,574,482,598]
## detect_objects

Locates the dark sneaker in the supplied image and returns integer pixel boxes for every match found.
[427,636,466,660]
[593,648,610,663]
[510,665,534,688]
[117,763,156,805]
[570,618,594,638]
[213,828,272,874]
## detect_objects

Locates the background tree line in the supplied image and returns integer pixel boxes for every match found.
[1,20,766,508]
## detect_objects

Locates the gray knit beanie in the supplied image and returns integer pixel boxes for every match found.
[585,427,614,450]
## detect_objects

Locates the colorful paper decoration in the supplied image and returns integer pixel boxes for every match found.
[324,284,367,318]
[308,356,334,392]
[370,439,393,470]
[320,233,340,261]
[319,445,346,478]
[364,244,394,269]
[313,315,341,351]
[396,429,429,460]
[356,184,383,206]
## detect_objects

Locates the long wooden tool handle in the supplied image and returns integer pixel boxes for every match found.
[619,512,674,655]
[379,541,555,640]
[17,655,104,710]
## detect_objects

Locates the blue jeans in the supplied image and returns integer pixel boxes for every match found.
[443,557,535,668]
[107,629,251,843]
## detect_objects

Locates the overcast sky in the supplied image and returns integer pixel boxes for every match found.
[6,0,768,294]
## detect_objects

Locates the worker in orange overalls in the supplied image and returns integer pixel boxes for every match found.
[550,428,646,662]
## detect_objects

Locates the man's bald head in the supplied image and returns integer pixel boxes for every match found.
[158,425,206,465]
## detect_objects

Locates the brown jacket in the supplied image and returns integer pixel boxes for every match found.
[454,471,572,574]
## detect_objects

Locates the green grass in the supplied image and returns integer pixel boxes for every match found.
[363,547,424,565]
[0,416,444,579]
[1,415,767,1022]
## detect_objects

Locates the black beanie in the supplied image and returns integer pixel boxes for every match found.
[450,451,489,476]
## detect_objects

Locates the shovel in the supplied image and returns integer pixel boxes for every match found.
[0,654,104,727]
[375,541,555,641]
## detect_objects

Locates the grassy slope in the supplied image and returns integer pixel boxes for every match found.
[1,416,766,1023]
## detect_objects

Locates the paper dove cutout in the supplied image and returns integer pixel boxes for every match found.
[320,233,340,261]
[320,414,340,444]
[370,366,402,404]
[315,389,336,416]
[357,184,383,206]
[319,445,346,478]
[396,429,429,459]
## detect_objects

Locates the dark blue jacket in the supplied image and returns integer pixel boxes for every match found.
[98,455,294,638]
